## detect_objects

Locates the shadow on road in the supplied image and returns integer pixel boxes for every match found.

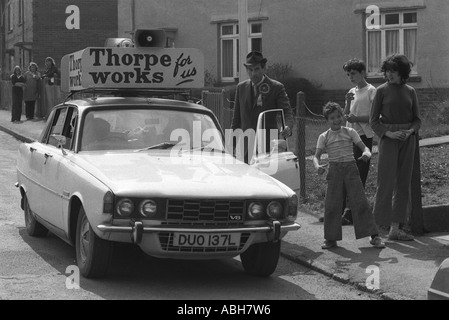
[383,238,449,267]
[18,228,318,300]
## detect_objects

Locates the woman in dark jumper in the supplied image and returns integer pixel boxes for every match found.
[370,54,421,241]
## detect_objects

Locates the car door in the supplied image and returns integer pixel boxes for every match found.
[18,140,43,217]
[250,109,301,192]
[34,106,73,232]
[26,109,59,222]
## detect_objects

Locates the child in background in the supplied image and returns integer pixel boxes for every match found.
[313,102,384,249]
[340,58,377,225]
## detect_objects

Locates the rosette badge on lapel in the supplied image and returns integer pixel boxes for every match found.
[259,83,270,95]
[257,83,270,107]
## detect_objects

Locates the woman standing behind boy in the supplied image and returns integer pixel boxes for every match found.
[340,59,376,225]
[23,62,41,121]
[370,54,421,241]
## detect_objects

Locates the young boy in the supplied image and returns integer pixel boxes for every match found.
[313,102,384,249]
[340,59,377,225]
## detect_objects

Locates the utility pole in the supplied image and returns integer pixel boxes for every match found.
[238,0,248,82]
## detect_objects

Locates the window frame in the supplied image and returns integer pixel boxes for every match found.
[366,10,418,77]
[44,106,78,151]
[7,0,13,32]
[47,107,68,147]
[220,23,239,82]
[219,22,263,82]
[18,0,24,25]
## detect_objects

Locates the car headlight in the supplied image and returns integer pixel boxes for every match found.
[288,194,298,221]
[139,200,158,218]
[248,202,265,219]
[116,199,134,217]
[267,201,283,219]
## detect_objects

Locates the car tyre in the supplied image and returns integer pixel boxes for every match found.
[23,194,48,237]
[76,206,113,278]
[240,241,281,277]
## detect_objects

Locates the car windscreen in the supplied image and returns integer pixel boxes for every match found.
[79,108,225,152]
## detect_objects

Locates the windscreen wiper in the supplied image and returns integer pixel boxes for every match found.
[134,142,177,152]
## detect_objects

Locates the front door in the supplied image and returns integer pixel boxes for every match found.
[34,106,78,233]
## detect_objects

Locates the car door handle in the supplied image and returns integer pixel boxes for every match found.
[44,153,53,164]
[29,146,36,152]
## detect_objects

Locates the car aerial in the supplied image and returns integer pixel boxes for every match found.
[15,33,301,278]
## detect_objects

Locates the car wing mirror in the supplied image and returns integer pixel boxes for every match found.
[51,134,67,155]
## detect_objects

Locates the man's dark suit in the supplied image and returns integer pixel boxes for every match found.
[231,75,294,132]
[231,75,294,162]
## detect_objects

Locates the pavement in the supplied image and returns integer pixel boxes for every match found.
[1,108,449,300]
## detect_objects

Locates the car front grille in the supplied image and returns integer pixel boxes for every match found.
[165,199,245,226]
[158,232,251,253]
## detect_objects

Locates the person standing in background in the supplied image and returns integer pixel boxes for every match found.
[370,54,421,241]
[10,66,26,123]
[231,51,294,163]
[40,57,59,119]
[23,62,41,121]
[340,58,377,225]
[41,57,59,85]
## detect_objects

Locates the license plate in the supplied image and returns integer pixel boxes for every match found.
[173,233,241,247]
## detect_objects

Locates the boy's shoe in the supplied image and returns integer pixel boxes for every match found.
[321,240,337,249]
[388,229,414,241]
[370,236,386,248]
[341,209,353,225]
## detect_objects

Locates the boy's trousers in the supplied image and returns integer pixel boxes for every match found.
[372,134,416,226]
[324,161,379,241]
[342,135,373,211]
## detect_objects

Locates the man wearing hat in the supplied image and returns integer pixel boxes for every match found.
[231,51,294,163]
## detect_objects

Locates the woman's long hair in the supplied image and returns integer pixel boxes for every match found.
[45,57,56,68]
[13,65,22,75]
[381,54,413,83]
[28,62,39,72]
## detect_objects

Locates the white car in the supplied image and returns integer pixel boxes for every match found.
[16,90,301,278]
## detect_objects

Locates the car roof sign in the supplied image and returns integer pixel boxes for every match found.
[60,47,205,92]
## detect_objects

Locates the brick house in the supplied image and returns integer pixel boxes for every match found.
[0,0,118,79]
[117,0,449,112]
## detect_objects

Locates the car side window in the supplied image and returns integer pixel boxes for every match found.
[63,107,78,150]
[47,108,68,147]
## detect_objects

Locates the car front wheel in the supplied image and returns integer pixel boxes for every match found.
[75,207,113,278]
[240,241,281,277]
[23,194,48,237]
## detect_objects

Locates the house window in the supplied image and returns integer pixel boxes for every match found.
[220,22,263,82]
[18,0,24,25]
[366,11,417,76]
[9,54,15,71]
[7,1,13,31]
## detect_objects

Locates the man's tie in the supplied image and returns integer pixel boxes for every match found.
[252,83,259,108]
